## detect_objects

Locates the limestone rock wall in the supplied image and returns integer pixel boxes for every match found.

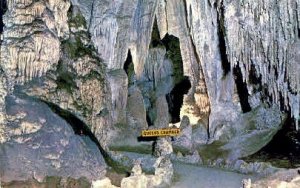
[0,0,70,144]
[223,0,300,129]
[0,0,70,87]
[1,95,107,182]
[0,1,111,182]
[73,0,299,139]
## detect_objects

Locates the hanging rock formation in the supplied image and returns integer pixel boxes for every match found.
[71,0,299,143]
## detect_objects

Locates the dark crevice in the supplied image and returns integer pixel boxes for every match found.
[279,92,285,111]
[160,33,191,123]
[137,136,157,142]
[44,101,92,136]
[244,115,300,168]
[124,50,133,75]
[298,28,300,38]
[0,0,7,34]
[150,17,163,48]
[267,63,271,73]
[166,77,191,123]
[274,66,278,79]
[161,34,185,85]
[233,63,251,113]
[288,81,297,95]
[87,0,96,31]
[213,2,218,9]
[249,63,262,94]
[150,30,190,124]
[182,0,191,33]
[249,63,262,85]
[43,101,130,174]
[217,1,230,76]
[261,86,272,107]
[145,102,156,127]
[146,114,152,127]
[123,49,135,84]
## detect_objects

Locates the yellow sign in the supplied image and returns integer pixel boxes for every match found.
[141,128,180,137]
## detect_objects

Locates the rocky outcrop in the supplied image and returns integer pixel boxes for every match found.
[70,0,298,174]
[0,0,70,87]
[221,105,285,160]
[251,168,300,188]
[108,69,128,125]
[0,95,106,183]
[0,0,112,184]
[120,157,173,188]
[14,3,113,149]
[74,0,299,141]
[126,86,148,131]
[0,0,70,143]
[92,157,173,188]
[172,116,193,152]
[223,0,300,130]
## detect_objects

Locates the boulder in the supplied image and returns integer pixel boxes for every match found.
[172,116,193,152]
[0,95,106,183]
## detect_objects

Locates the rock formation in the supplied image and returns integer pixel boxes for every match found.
[0,0,299,186]
[1,95,106,182]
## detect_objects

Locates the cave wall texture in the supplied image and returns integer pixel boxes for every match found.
[0,0,299,183]
[70,0,299,139]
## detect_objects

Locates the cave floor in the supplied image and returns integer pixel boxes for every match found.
[171,162,258,188]
[112,150,259,188]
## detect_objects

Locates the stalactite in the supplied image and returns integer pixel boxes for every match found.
[224,0,300,129]
[1,0,69,88]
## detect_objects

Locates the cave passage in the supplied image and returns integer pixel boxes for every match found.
[123,49,135,84]
[150,17,163,48]
[244,115,300,168]
[233,64,251,113]
[43,101,130,174]
[149,21,190,124]
[161,34,185,85]
[167,77,191,123]
[0,0,7,34]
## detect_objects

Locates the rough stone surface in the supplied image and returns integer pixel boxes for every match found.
[0,95,106,183]
[108,69,128,126]
[172,150,203,164]
[120,156,173,188]
[172,116,193,152]
[251,168,300,188]
[73,0,299,142]
[154,138,173,157]
[1,0,70,87]
[15,3,113,149]
[192,122,209,145]
[221,105,285,160]
[126,86,148,131]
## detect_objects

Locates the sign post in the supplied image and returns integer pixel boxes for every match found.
[141,128,180,137]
